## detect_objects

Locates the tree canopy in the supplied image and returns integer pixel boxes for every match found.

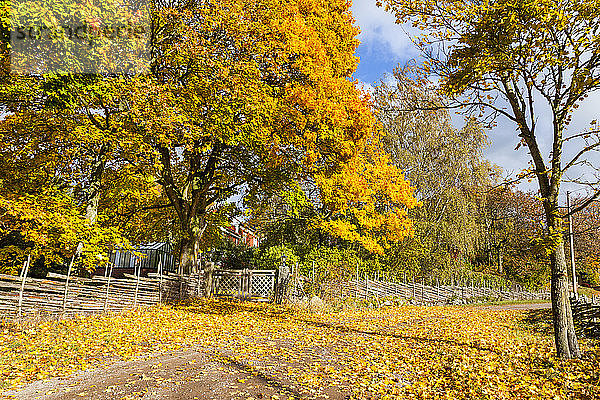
[0,0,418,274]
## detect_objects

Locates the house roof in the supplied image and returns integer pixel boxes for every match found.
[134,242,172,251]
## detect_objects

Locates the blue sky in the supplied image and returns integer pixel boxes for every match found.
[351,0,416,85]
[350,0,530,185]
[350,0,600,199]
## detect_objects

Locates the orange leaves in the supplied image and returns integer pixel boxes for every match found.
[315,133,419,254]
[1,0,396,267]
[1,302,599,398]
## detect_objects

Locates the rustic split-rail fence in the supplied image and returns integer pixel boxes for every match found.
[9,256,600,337]
[318,276,549,305]
[2,263,551,319]
[0,271,203,319]
[571,295,600,337]
[0,255,285,319]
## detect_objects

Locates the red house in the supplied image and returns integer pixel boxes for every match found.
[221,219,260,247]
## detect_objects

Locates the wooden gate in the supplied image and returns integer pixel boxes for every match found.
[212,269,276,301]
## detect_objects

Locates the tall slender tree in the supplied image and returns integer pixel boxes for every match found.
[379,0,600,357]
[373,66,492,274]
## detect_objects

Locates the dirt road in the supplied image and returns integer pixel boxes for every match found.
[2,345,347,400]
[475,301,552,311]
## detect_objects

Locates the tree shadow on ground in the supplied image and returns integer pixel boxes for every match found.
[521,308,554,336]
[173,298,295,318]
[218,354,306,399]
[177,300,519,356]
[295,318,506,356]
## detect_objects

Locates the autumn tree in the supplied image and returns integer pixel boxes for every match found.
[123,0,418,273]
[0,109,130,273]
[0,0,148,271]
[379,0,600,357]
[481,185,549,286]
[570,198,600,287]
[0,80,137,273]
[246,129,419,261]
[373,66,492,275]
[1,0,419,276]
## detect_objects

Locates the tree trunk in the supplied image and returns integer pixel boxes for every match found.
[177,216,210,275]
[178,234,196,275]
[84,151,106,224]
[74,146,108,263]
[497,245,503,274]
[499,72,580,359]
[547,210,581,358]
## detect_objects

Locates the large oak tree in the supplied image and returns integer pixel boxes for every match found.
[126,0,418,272]
[0,0,419,275]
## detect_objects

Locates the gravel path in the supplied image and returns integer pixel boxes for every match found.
[476,301,552,311]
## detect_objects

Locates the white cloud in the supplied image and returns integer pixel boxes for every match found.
[350,0,600,196]
[350,0,418,59]
[483,90,600,195]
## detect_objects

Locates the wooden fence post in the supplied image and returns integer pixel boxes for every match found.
[134,260,141,307]
[103,262,114,312]
[275,256,289,304]
[62,252,78,314]
[355,263,358,300]
[313,261,317,297]
[204,262,215,298]
[158,261,163,303]
[178,263,184,301]
[195,271,201,297]
[247,268,252,298]
[17,255,31,319]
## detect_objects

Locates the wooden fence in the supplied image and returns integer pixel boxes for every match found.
[1,267,553,319]
[212,269,276,300]
[0,271,204,319]
[318,277,550,305]
[571,295,600,337]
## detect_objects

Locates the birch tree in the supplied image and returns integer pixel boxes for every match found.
[379,0,600,358]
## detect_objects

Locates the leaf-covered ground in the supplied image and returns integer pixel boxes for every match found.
[1,301,599,399]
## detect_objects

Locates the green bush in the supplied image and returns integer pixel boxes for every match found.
[208,241,257,269]
[299,247,379,282]
[254,245,299,271]
[580,260,600,287]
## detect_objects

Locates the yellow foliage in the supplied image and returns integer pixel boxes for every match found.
[316,132,420,254]
[1,302,598,398]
